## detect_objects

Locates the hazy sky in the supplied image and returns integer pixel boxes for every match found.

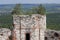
[0,0,60,4]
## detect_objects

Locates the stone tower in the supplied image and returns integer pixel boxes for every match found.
[12,14,46,40]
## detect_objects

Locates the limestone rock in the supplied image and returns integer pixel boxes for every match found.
[0,28,11,40]
[45,29,60,40]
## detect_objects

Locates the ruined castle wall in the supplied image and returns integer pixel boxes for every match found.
[13,14,46,40]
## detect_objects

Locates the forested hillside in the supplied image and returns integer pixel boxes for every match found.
[47,13,60,30]
[0,14,13,29]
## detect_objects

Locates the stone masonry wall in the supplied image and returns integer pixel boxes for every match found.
[12,14,46,40]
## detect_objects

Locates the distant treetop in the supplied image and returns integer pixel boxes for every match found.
[12,4,46,15]
[12,4,22,15]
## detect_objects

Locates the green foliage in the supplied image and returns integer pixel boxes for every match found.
[26,4,46,15]
[25,8,33,15]
[47,13,60,30]
[0,14,13,30]
[12,4,46,15]
[36,4,46,15]
[12,4,22,15]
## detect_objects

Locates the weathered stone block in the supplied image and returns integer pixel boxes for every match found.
[0,28,11,40]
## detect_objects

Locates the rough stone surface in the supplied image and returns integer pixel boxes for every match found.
[0,28,11,40]
[13,14,46,40]
[0,28,60,40]
[45,29,60,40]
